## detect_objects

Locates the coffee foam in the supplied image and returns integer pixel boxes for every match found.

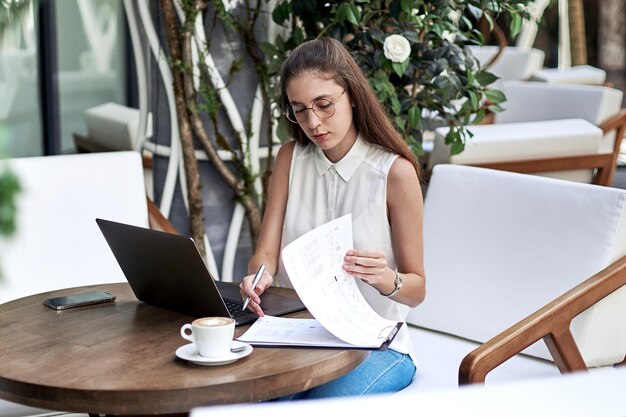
[194,317,233,327]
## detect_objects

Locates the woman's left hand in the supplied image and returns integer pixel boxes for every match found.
[343,249,388,287]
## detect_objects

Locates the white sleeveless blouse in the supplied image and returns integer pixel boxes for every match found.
[278,135,411,354]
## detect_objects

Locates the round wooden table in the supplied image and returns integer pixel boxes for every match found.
[0,283,369,415]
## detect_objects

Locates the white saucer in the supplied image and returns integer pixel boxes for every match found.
[175,341,253,366]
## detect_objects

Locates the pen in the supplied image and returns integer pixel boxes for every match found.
[242,264,265,311]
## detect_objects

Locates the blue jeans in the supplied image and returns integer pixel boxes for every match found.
[279,349,416,400]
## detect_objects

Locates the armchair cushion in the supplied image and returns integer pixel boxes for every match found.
[0,403,60,417]
[189,368,626,414]
[428,82,625,185]
[429,119,603,183]
[496,81,623,153]
[406,326,559,391]
[530,65,607,85]
[408,165,626,368]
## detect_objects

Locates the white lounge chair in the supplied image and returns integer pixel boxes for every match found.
[429,81,626,185]
[405,164,626,391]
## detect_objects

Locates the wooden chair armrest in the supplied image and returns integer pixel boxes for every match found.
[475,112,496,125]
[599,109,626,154]
[467,153,615,185]
[459,255,626,385]
[147,197,178,234]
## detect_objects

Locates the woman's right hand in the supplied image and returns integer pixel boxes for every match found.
[239,269,273,317]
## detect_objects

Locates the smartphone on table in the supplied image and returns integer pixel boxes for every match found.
[43,291,116,310]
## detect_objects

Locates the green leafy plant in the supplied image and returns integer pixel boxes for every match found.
[264,0,532,155]
[162,0,532,250]
[0,167,19,238]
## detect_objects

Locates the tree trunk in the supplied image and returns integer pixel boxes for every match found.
[173,0,264,250]
[599,0,626,70]
[569,0,587,65]
[161,0,207,258]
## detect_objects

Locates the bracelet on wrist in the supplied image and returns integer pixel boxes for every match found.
[379,270,403,297]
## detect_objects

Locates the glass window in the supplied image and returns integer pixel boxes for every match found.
[0,0,42,157]
[56,0,125,153]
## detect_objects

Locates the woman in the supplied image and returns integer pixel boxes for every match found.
[240,37,425,398]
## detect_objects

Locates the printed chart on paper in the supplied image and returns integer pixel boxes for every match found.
[281,214,397,346]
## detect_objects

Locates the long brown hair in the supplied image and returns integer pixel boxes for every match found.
[278,37,420,177]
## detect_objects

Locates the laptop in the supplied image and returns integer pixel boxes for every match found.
[96,218,306,325]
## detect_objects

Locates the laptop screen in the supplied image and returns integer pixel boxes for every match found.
[96,218,305,323]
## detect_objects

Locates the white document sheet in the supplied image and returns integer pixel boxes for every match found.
[237,315,359,348]
[280,214,398,347]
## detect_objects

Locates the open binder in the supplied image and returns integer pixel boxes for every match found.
[237,316,403,350]
[238,214,404,351]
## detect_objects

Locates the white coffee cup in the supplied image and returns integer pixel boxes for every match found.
[180,317,235,358]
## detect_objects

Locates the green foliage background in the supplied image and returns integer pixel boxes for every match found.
[0,167,19,237]
[260,0,532,155]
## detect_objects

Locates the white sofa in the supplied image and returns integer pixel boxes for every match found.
[430,81,626,185]
[0,151,171,416]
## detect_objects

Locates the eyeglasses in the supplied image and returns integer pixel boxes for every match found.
[284,90,346,124]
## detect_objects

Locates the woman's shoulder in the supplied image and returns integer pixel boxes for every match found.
[362,139,419,185]
[281,139,320,164]
[361,139,399,173]
[274,140,296,169]
[275,140,316,170]
[276,139,297,156]
[387,157,421,201]
[388,156,418,180]
[277,139,314,157]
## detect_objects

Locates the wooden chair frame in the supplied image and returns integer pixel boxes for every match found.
[459,254,626,385]
[147,197,178,234]
[467,109,626,186]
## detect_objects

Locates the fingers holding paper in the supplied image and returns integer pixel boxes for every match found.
[343,249,388,287]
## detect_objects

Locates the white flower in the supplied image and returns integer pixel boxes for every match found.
[383,34,411,63]
[222,0,240,11]
[441,30,455,43]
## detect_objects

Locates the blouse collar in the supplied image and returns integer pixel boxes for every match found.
[313,135,368,182]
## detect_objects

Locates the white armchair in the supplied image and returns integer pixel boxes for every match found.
[468,45,606,87]
[530,65,607,85]
[429,81,626,185]
[495,81,622,129]
[405,164,626,391]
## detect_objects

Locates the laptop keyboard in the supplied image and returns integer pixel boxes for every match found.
[224,299,250,318]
